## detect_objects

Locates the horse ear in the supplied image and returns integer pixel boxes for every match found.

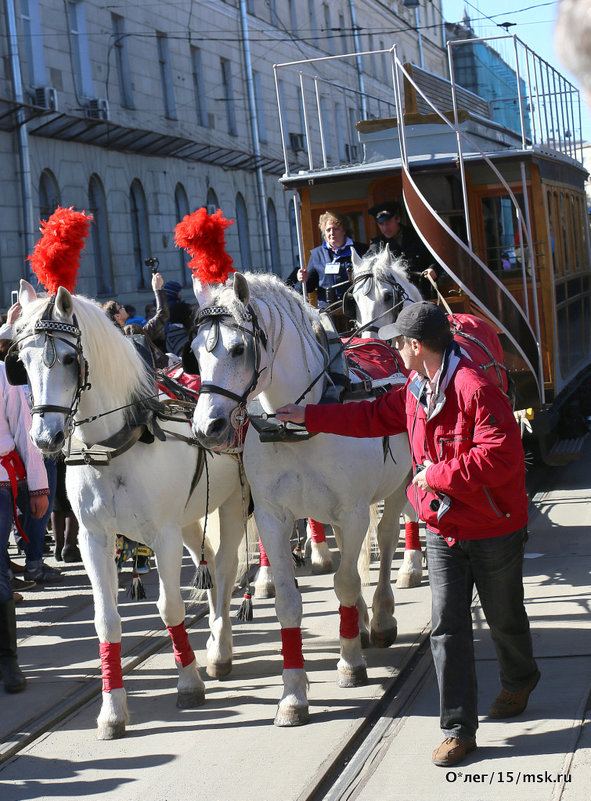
[351,247,362,273]
[233,272,250,305]
[55,286,74,319]
[18,279,37,307]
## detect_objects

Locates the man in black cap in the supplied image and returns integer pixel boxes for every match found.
[276,301,539,768]
[368,201,440,294]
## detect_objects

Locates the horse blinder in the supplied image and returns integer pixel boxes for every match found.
[181,341,199,375]
[4,346,28,386]
[342,292,356,322]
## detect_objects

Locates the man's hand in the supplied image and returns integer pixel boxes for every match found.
[151,272,164,292]
[30,495,49,519]
[297,267,308,283]
[412,460,434,492]
[276,404,306,424]
[7,302,21,324]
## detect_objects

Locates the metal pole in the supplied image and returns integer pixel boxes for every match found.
[448,41,473,251]
[274,65,290,177]
[512,36,527,149]
[292,193,307,301]
[5,0,34,279]
[239,0,272,272]
[348,0,367,118]
[314,78,328,168]
[414,7,424,69]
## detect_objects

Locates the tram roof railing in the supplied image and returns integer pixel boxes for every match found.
[273,35,584,179]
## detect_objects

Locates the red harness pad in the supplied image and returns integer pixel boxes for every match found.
[344,337,409,382]
[158,364,201,400]
[450,314,508,393]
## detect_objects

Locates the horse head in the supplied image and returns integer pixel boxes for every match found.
[190,272,266,450]
[343,248,422,339]
[13,281,87,454]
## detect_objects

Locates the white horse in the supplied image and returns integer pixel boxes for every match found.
[189,271,412,726]
[12,281,245,739]
[344,247,424,588]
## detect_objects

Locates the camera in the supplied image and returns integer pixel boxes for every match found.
[413,463,426,477]
[10,290,19,305]
[144,256,160,274]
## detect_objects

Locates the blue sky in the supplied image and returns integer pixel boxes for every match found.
[441,1,591,141]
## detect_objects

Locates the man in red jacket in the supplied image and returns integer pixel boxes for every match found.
[277,301,539,767]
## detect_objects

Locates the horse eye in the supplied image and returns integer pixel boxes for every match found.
[383,289,393,303]
[62,354,76,366]
[230,344,245,358]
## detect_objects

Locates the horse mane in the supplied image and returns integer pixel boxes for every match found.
[205,272,325,353]
[15,293,159,424]
[353,248,423,303]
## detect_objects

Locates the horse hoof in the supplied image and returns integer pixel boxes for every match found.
[254,585,275,599]
[274,705,310,726]
[360,631,371,649]
[370,626,398,648]
[206,661,232,680]
[310,561,334,575]
[395,571,422,589]
[177,689,206,709]
[97,722,126,740]
[337,665,368,688]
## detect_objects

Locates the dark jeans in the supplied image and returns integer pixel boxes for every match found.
[426,527,538,741]
[0,487,14,603]
[19,457,57,568]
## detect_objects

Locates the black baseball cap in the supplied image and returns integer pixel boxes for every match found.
[378,301,449,342]
[368,201,400,224]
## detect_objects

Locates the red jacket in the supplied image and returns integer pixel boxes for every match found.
[305,350,528,544]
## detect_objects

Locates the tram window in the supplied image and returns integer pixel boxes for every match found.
[481,194,524,274]
[571,196,580,267]
[559,193,569,272]
[547,190,557,273]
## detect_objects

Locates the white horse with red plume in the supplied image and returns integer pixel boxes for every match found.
[174,208,413,727]
[7,207,246,739]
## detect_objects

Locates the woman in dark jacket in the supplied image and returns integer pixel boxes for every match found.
[295,210,368,307]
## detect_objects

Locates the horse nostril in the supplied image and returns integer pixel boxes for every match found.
[206,417,227,438]
[50,431,65,451]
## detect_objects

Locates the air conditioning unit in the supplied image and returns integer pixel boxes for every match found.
[33,86,58,111]
[289,132,306,152]
[85,98,110,121]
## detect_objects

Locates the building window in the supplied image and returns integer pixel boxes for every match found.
[191,46,208,127]
[157,32,177,120]
[339,13,348,54]
[335,104,346,161]
[21,0,47,88]
[253,71,267,143]
[111,14,134,109]
[220,58,237,136]
[39,169,60,220]
[174,183,191,286]
[320,96,331,159]
[206,187,219,215]
[380,40,388,83]
[235,193,251,270]
[129,180,150,289]
[323,4,333,55]
[309,0,319,46]
[88,174,113,296]
[68,1,94,98]
[246,0,255,13]
[288,0,298,34]
[368,33,377,78]
[296,86,307,152]
[267,199,280,271]
[270,0,278,26]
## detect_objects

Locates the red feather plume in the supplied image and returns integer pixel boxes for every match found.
[28,206,92,294]
[174,207,235,285]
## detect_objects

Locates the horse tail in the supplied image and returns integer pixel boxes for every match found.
[358,503,381,586]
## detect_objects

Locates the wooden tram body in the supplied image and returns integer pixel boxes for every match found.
[274,38,591,463]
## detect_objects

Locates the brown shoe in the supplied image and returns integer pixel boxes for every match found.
[13,591,24,604]
[11,577,37,592]
[432,737,477,767]
[488,669,540,719]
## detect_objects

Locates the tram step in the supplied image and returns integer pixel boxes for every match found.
[546,434,588,465]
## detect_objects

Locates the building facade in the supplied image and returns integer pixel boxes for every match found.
[0,0,446,308]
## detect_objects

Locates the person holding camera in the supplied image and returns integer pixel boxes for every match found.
[276,301,539,768]
[104,268,169,346]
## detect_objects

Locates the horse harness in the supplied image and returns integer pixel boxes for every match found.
[342,270,412,334]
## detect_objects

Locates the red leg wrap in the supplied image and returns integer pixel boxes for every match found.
[258,538,270,568]
[307,519,326,543]
[339,605,359,639]
[99,641,124,692]
[404,521,421,551]
[167,622,195,668]
[281,627,304,669]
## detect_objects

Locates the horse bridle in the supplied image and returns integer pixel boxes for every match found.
[193,303,267,428]
[8,298,90,433]
[342,271,411,334]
